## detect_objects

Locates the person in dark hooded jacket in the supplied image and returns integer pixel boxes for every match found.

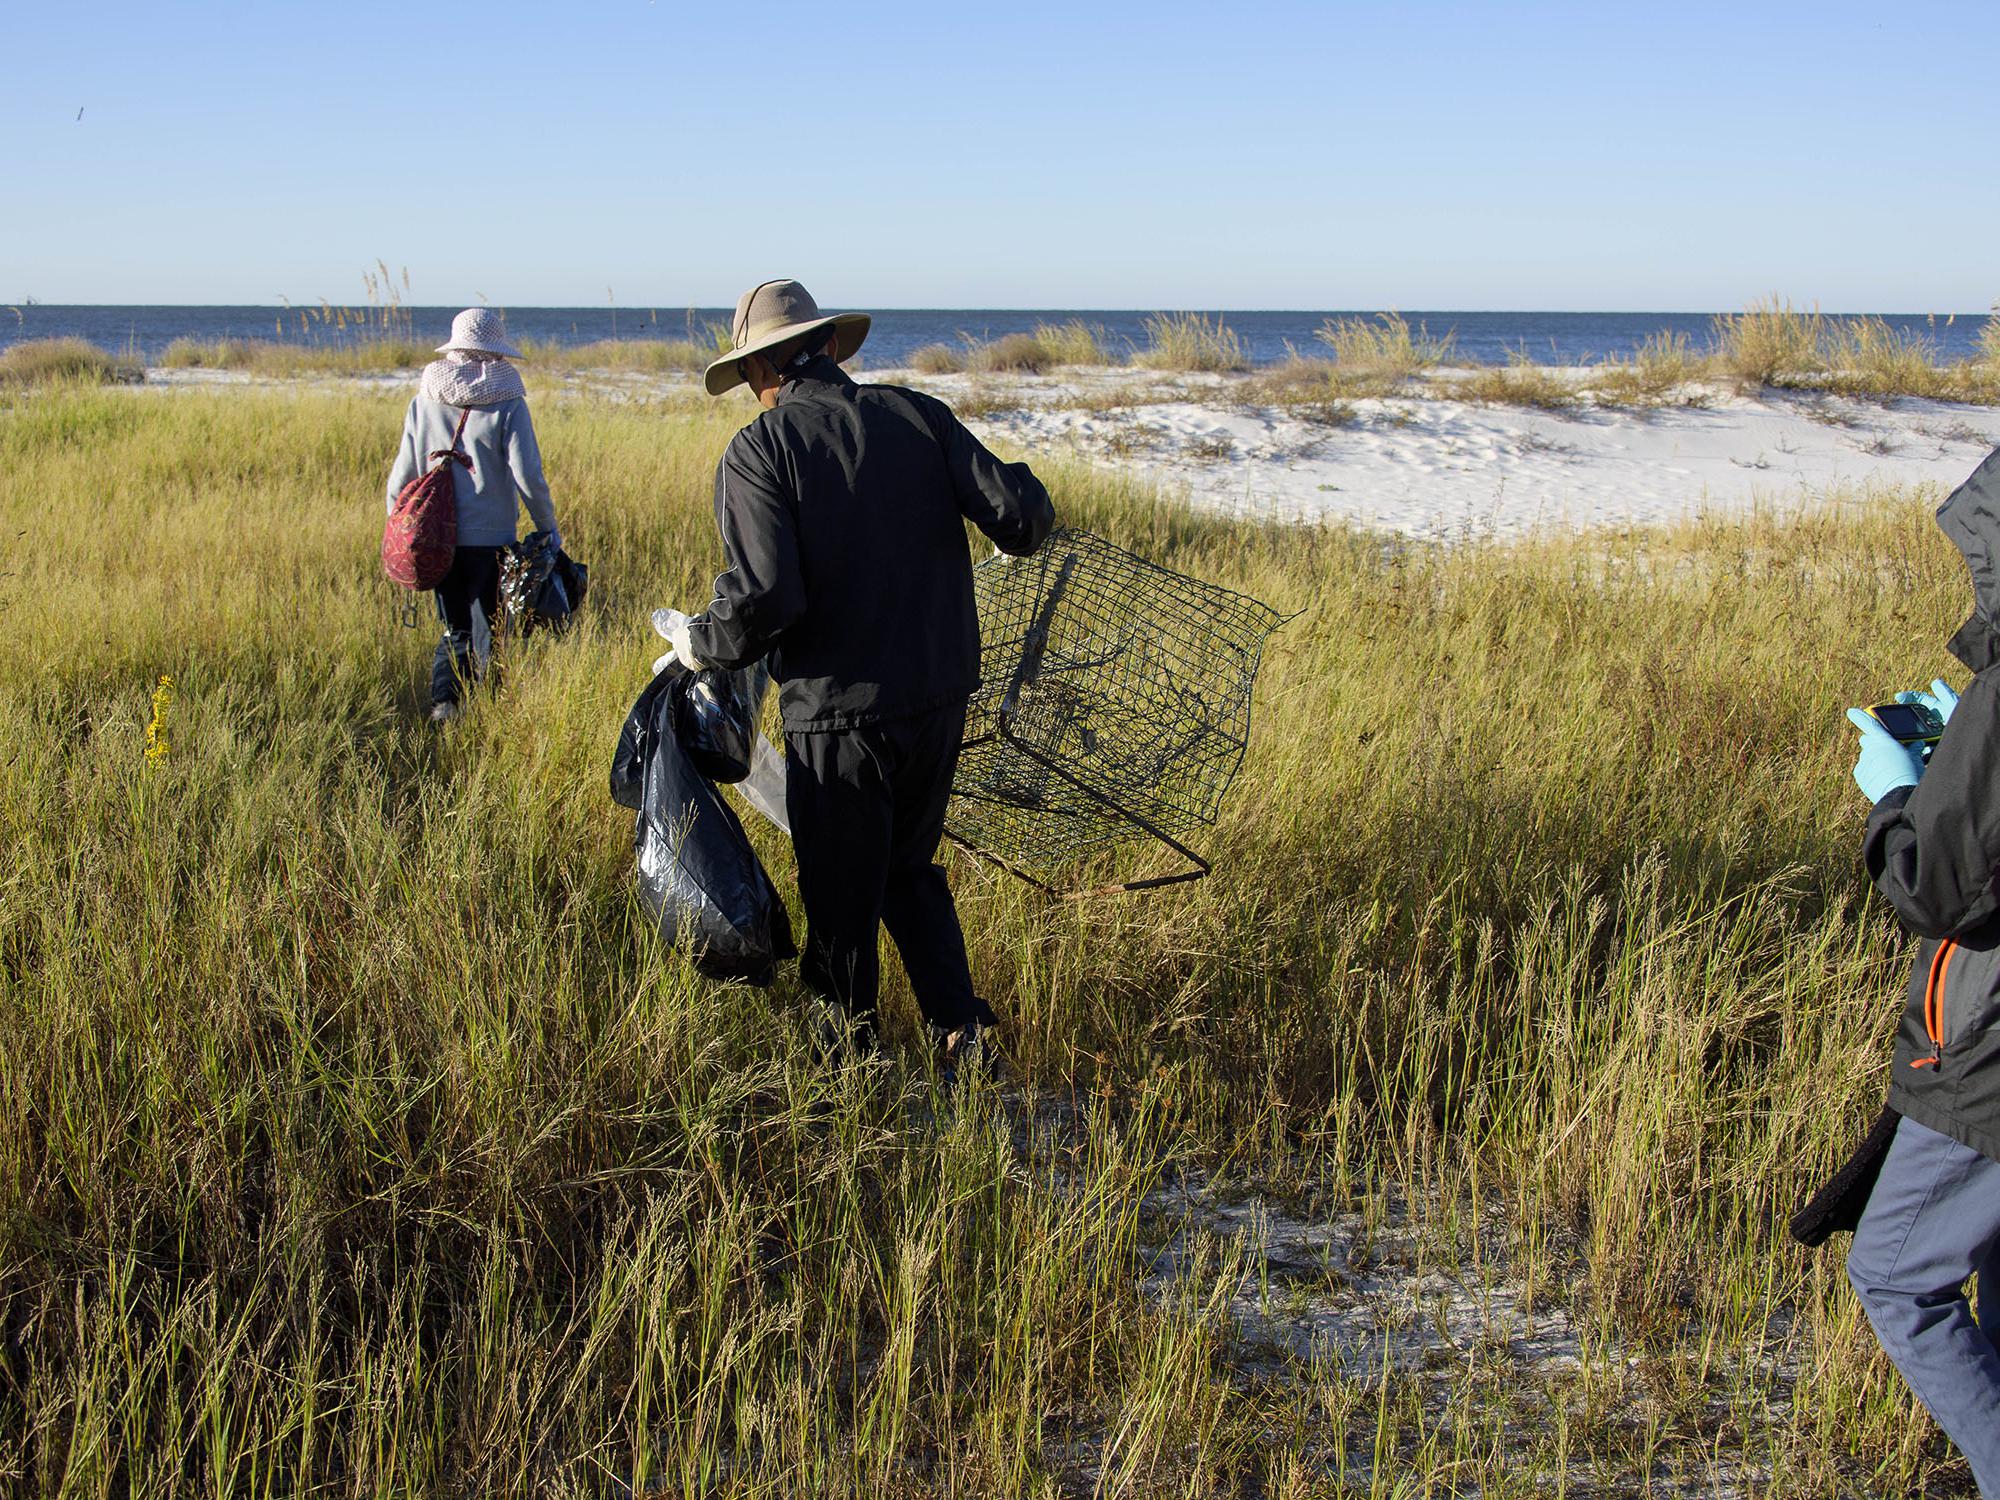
[655,280,1054,1079]
[1843,447,2000,1493]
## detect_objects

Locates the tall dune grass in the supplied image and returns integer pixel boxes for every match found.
[0,336,140,385]
[1588,331,1710,407]
[1137,313,1249,372]
[1237,356,1361,425]
[154,335,730,378]
[1447,351,1581,408]
[968,332,1055,374]
[906,323,1112,377]
[1821,317,2000,402]
[1315,312,1456,394]
[908,342,966,375]
[1710,298,2000,403]
[0,381,1985,1491]
[1030,319,1116,366]
[519,336,714,373]
[1713,296,1830,389]
[158,336,434,374]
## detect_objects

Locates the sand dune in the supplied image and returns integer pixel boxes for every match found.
[900,368,1998,541]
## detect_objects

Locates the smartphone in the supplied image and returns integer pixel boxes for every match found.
[1869,701,1946,747]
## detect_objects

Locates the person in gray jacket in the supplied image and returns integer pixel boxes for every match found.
[1844,447,2000,1494]
[656,280,1054,1080]
[386,308,561,720]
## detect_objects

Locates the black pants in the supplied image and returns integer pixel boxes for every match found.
[784,702,990,1032]
[430,546,502,706]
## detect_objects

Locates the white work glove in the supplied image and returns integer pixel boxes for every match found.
[650,606,707,674]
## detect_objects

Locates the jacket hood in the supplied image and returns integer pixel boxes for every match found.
[1937,447,2000,672]
[419,354,525,408]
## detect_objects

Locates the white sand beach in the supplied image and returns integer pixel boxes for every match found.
[881,367,1998,542]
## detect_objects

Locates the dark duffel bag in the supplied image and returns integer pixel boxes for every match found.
[501,529,589,638]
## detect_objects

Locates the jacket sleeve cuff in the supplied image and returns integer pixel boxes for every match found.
[1869,783,1917,818]
[684,617,735,672]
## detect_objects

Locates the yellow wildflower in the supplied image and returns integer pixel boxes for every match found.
[144,675,173,765]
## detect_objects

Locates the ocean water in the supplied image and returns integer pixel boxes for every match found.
[6,304,1993,370]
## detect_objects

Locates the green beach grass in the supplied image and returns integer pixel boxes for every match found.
[0,377,1980,1493]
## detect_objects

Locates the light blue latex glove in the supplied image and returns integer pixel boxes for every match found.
[1896,678,1960,725]
[1846,708,1926,803]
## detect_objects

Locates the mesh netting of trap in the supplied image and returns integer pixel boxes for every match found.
[948,529,1287,871]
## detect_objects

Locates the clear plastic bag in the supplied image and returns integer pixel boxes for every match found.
[732,734,790,834]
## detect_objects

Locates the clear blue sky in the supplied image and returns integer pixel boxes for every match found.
[5,0,1995,310]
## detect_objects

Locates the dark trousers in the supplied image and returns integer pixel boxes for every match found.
[430,546,502,706]
[784,702,989,1033]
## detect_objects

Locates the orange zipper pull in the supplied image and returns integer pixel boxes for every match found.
[1914,941,1956,1070]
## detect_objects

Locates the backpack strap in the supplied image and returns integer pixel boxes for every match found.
[427,406,475,469]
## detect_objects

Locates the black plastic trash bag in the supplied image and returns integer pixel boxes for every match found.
[610,669,794,984]
[501,530,590,639]
[674,662,770,784]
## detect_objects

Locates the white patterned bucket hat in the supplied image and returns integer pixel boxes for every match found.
[436,307,523,360]
[703,279,870,396]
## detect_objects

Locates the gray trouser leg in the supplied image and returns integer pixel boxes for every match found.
[1847,1115,2000,1494]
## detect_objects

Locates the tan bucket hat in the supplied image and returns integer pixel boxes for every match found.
[703,279,870,396]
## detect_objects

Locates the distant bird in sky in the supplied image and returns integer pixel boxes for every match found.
[76,107,84,121]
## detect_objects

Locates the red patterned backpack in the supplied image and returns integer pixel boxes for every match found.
[381,407,470,590]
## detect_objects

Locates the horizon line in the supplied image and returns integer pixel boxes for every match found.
[10,301,1994,318]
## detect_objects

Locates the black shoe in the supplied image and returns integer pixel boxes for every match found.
[932,1019,1001,1091]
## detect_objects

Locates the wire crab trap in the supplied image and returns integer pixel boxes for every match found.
[948,528,1287,894]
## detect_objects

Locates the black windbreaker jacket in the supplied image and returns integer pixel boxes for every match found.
[1866,446,2000,1161]
[686,358,1055,733]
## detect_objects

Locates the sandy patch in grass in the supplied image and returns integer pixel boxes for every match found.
[1134,1163,1795,1495]
[1139,1170,1588,1379]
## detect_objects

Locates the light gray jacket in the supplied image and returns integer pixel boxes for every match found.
[385,395,557,547]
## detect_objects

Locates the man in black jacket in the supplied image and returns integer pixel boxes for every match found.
[1844,448,2000,1493]
[661,280,1055,1076]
